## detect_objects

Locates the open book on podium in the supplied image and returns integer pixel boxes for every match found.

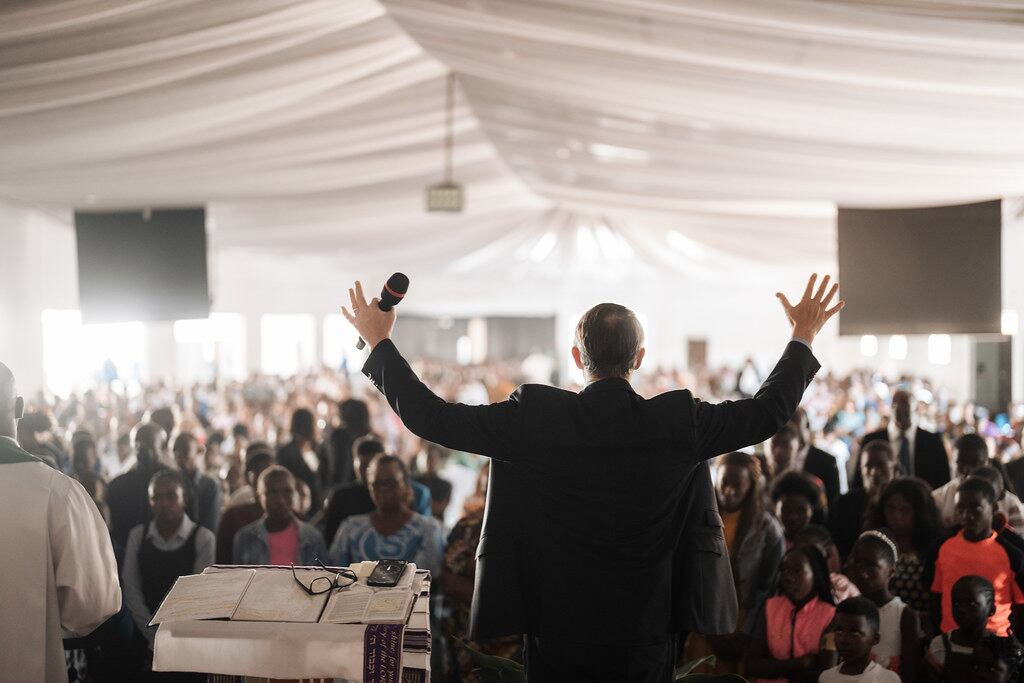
[150,562,418,626]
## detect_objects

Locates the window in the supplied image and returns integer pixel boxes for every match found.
[261,314,315,376]
[42,309,146,395]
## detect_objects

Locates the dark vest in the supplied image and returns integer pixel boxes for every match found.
[139,524,199,613]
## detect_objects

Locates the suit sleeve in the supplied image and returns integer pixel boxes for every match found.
[691,341,820,460]
[362,339,520,460]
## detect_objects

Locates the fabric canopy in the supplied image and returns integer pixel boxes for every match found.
[1,0,1023,288]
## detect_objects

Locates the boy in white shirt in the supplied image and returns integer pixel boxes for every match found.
[820,596,900,683]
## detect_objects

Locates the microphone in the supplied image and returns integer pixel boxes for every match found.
[356,272,409,349]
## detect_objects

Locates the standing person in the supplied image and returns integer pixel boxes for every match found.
[931,478,1024,638]
[831,441,898,560]
[172,432,222,532]
[341,273,842,681]
[925,576,996,680]
[216,447,274,564]
[846,531,921,680]
[820,597,901,683]
[772,470,829,547]
[868,478,946,618]
[0,362,121,683]
[329,398,372,486]
[685,451,786,672]
[321,435,384,544]
[933,434,993,528]
[108,422,170,547]
[974,466,1024,534]
[233,466,326,566]
[276,408,328,515]
[122,470,215,651]
[854,389,950,491]
[329,455,445,578]
[790,407,843,505]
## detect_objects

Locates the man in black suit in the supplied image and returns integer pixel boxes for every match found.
[789,406,842,505]
[342,274,842,682]
[853,389,951,491]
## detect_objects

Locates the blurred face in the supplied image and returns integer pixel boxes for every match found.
[971,644,1013,683]
[952,583,995,631]
[777,493,813,539]
[862,449,896,492]
[779,551,815,603]
[883,493,915,538]
[173,438,202,475]
[718,463,752,513]
[956,489,994,539]
[771,435,800,473]
[833,613,878,662]
[368,461,410,513]
[893,391,913,431]
[149,480,185,527]
[260,475,296,524]
[848,542,892,594]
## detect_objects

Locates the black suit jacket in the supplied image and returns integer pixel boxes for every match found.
[362,339,819,644]
[855,427,951,491]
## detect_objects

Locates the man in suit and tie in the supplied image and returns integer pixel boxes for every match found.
[853,388,951,491]
[342,274,842,682]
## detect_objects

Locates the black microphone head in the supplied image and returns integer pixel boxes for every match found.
[379,272,409,310]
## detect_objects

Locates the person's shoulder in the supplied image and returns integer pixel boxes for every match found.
[818,664,841,682]
[411,512,443,532]
[339,513,371,532]
[195,525,216,545]
[235,518,263,538]
[126,522,147,545]
[872,662,901,682]
[512,382,574,402]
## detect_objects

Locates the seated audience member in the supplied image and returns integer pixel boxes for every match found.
[847,530,921,680]
[102,432,134,479]
[123,470,215,649]
[330,455,444,578]
[225,441,274,509]
[820,596,900,683]
[974,466,1024,534]
[147,406,177,452]
[108,422,170,547]
[970,634,1024,683]
[831,440,898,560]
[215,447,274,564]
[173,432,221,532]
[441,463,523,681]
[933,434,992,527]
[869,477,945,617]
[772,470,829,546]
[688,451,786,672]
[931,477,1024,638]
[745,546,836,683]
[329,398,372,486]
[276,408,328,516]
[926,575,996,681]
[231,423,250,459]
[795,525,859,604]
[204,430,226,475]
[321,436,384,544]
[855,389,951,491]
[233,466,326,565]
[414,442,454,524]
[790,407,842,505]
[17,409,63,469]
[72,430,110,524]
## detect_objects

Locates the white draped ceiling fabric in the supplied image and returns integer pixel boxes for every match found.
[2,0,1024,299]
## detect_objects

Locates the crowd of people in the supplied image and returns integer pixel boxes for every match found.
[14,354,1024,682]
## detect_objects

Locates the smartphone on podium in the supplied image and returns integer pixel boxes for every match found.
[367,559,408,587]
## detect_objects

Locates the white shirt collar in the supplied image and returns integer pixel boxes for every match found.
[146,515,196,543]
[887,421,917,441]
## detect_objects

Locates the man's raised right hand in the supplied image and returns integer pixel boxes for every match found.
[776,273,844,346]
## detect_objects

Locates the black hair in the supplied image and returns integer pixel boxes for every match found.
[290,408,315,441]
[367,454,411,486]
[869,477,945,556]
[854,529,898,566]
[207,430,226,447]
[783,545,835,605]
[959,476,998,505]
[955,433,990,465]
[243,443,274,474]
[835,595,881,634]
[232,423,250,439]
[975,466,1008,502]
[339,399,371,435]
[861,438,896,462]
[148,469,185,493]
[354,435,385,460]
[975,634,1024,680]
[952,575,996,607]
[773,423,802,446]
[770,470,824,513]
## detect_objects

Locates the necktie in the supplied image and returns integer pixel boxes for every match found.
[898,433,911,476]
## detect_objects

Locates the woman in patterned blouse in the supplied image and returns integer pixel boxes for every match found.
[868,477,946,630]
[329,454,444,577]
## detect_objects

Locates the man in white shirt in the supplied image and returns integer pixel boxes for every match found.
[933,433,991,527]
[0,362,121,683]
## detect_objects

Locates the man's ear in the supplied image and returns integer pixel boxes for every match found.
[14,396,24,420]
[571,345,584,371]
[633,347,646,371]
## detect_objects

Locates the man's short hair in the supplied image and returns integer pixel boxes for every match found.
[862,439,895,460]
[367,454,410,485]
[955,433,989,464]
[958,476,997,505]
[149,469,185,493]
[257,465,294,492]
[835,595,880,634]
[574,303,644,378]
[773,423,802,446]
[354,435,385,460]
[953,575,995,605]
[243,442,274,473]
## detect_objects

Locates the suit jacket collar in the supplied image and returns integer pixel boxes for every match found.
[579,376,637,395]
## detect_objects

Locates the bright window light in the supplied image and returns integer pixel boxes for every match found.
[1003,310,1020,336]
[322,314,363,371]
[456,335,473,365]
[888,335,908,360]
[928,334,951,365]
[860,335,878,357]
[174,314,246,382]
[261,314,315,377]
[42,309,147,395]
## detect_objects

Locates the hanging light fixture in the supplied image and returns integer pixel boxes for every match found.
[426,73,464,212]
